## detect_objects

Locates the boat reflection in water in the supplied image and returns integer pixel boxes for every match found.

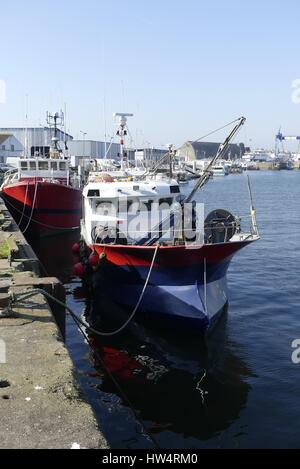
[29,230,254,447]
[85,302,254,445]
[30,229,80,283]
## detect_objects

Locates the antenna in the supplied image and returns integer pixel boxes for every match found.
[113,112,133,170]
[64,103,68,150]
[24,94,29,158]
[47,111,65,152]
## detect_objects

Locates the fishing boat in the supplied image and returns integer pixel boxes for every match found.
[78,116,259,335]
[212,163,229,177]
[273,157,294,170]
[0,112,82,238]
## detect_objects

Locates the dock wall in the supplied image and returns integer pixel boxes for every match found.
[0,199,108,449]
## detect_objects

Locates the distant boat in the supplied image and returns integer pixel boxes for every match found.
[273,159,294,170]
[212,164,229,176]
[246,162,260,171]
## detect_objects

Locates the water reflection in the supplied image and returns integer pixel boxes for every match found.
[86,306,254,443]
[28,230,254,447]
[30,230,80,282]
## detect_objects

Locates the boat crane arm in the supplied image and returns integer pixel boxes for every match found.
[136,117,246,246]
[184,116,246,203]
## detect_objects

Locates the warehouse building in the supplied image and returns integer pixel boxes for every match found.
[0,128,121,167]
[0,133,23,163]
[0,127,73,162]
[177,141,245,160]
[68,140,121,167]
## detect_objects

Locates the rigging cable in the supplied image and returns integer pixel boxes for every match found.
[11,245,159,337]
[22,180,38,235]
[17,182,29,227]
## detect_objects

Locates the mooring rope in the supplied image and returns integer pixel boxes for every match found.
[21,180,39,235]
[8,249,161,448]
[10,245,159,337]
[18,182,29,228]
[9,285,161,449]
[3,194,80,231]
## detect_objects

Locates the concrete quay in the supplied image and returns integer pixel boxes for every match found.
[0,200,108,449]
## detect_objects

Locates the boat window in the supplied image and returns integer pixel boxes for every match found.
[139,200,153,211]
[126,199,152,212]
[170,185,180,194]
[95,200,117,216]
[159,198,174,207]
[38,161,49,170]
[20,161,28,170]
[50,161,57,171]
[59,162,67,171]
[87,189,100,197]
[29,161,36,170]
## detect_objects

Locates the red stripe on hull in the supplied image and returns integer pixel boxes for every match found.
[91,240,253,267]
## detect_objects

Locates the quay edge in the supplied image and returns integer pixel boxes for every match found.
[0,199,108,449]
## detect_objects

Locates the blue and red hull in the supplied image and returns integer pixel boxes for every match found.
[89,240,253,334]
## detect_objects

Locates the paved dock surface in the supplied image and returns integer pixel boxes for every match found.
[0,201,108,449]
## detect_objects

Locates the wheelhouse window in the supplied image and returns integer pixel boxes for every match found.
[125,199,153,212]
[20,161,28,170]
[95,200,117,216]
[31,146,50,157]
[159,197,174,207]
[38,161,49,170]
[170,185,180,194]
[59,162,66,171]
[50,161,58,171]
[29,161,36,170]
[87,189,100,197]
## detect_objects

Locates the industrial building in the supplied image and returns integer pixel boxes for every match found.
[135,148,167,164]
[68,140,120,167]
[0,128,121,167]
[177,141,245,160]
[0,133,23,163]
[0,127,73,163]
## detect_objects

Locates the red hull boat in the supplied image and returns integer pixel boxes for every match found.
[1,178,81,238]
[0,112,82,238]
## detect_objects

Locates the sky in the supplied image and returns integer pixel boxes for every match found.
[1,0,300,150]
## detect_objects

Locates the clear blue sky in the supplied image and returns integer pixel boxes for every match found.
[1,0,300,149]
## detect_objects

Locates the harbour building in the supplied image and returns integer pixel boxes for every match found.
[0,127,73,163]
[177,141,245,160]
[0,128,121,167]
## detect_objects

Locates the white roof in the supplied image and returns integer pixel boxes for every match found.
[83,178,180,199]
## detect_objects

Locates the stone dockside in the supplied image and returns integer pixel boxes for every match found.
[0,199,108,449]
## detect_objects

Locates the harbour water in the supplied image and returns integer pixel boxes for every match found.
[32,171,300,449]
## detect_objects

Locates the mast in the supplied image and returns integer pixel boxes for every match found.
[47,111,65,156]
[113,112,133,170]
[184,116,246,203]
[137,116,246,246]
